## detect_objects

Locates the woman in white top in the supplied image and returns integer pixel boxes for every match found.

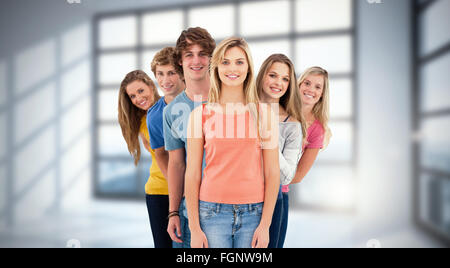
[256,54,306,248]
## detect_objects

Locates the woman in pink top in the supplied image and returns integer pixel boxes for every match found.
[291,66,332,185]
[185,37,280,248]
[277,66,332,247]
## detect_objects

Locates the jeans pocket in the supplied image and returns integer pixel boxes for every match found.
[199,206,216,220]
[250,203,263,216]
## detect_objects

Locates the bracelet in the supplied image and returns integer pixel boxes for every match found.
[168,211,180,219]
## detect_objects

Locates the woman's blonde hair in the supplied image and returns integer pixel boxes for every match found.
[208,36,258,105]
[256,54,307,139]
[297,66,332,149]
[118,70,160,165]
[208,36,262,139]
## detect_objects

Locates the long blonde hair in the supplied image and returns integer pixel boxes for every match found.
[297,66,332,149]
[208,36,258,105]
[256,54,307,139]
[208,37,263,139]
[118,70,160,165]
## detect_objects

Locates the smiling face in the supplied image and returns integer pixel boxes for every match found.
[218,46,249,88]
[125,80,155,111]
[299,74,324,106]
[155,64,185,97]
[261,62,290,101]
[180,43,210,82]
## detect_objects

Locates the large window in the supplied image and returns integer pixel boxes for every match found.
[413,0,450,244]
[93,0,356,211]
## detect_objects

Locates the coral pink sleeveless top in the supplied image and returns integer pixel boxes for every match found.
[199,105,264,204]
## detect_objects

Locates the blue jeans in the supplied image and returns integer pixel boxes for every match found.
[278,192,289,248]
[172,197,191,248]
[268,187,283,248]
[199,200,263,248]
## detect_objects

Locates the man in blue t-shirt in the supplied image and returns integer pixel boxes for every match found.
[146,46,185,248]
[163,27,215,248]
[147,47,185,177]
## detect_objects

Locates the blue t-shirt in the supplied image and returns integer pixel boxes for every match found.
[163,91,206,170]
[147,97,167,150]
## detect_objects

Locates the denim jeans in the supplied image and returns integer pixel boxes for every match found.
[145,194,172,248]
[278,192,289,248]
[172,197,191,248]
[268,186,283,248]
[199,200,263,248]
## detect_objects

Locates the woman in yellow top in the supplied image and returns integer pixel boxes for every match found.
[118,70,171,248]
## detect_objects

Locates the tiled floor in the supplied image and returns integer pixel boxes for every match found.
[0,200,444,248]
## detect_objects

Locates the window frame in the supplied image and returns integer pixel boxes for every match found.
[412,0,450,246]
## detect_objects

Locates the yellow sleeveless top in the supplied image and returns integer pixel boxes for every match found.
[139,116,169,195]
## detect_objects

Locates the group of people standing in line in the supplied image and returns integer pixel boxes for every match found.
[118,27,331,248]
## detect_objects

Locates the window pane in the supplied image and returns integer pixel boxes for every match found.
[419,173,450,236]
[296,35,352,74]
[98,124,130,156]
[420,116,450,174]
[318,121,353,162]
[296,0,352,32]
[98,52,137,85]
[240,0,290,37]
[142,10,183,45]
[296,165,355,209]
[188,4,234,39]
[419,0,450,57]
[98,89,118,121]
[141,49,158,80]
[420,51,450,112]
[98,160,137,194]
[329,78,353,118]
[141,49,166,96]
[247,40,291,73]
[99,16,137,49]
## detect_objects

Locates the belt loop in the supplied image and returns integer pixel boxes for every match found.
[248,204,252,212]
[216,203,220,214]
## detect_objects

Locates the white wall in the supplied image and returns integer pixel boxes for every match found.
[355,0,413,244]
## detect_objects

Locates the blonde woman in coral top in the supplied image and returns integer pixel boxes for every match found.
[185,37,280,248]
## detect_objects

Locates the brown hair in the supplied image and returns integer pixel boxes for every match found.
[256,54,307,139]
[150,46,181,77]
[118,70,160,165]
[173,27,216,76]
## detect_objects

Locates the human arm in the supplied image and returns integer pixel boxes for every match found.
[163,105,187,243]
[166,148,186,243]
[147,109,169,179]
[290,122,324,184]
[252,105,280,248]
[153,147,169,180]
[290,148,320,184]
[279,124,302,185]
[184,107,208,248]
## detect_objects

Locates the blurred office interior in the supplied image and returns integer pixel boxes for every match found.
[0,0,448,247]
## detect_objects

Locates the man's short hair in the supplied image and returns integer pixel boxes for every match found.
[151,46,179,76]
[173,27,216,75]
